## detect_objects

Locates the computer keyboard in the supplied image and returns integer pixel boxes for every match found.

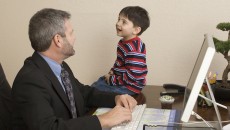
[111,104,146,130]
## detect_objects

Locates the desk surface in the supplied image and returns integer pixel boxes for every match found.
[141,85,230,122]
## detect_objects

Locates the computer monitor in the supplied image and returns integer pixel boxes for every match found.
[181,34,216,122]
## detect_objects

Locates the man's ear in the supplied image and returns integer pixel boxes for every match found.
[53,34,63,48]
[133,26,141,35]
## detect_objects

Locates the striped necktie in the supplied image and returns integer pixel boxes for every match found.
[60,67,77,118]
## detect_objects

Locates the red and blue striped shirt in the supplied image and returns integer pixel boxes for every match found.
[109,37,148,94]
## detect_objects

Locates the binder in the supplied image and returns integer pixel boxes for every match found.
[143,124,217,130]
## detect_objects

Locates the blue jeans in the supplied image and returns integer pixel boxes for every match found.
[91,77,136,95]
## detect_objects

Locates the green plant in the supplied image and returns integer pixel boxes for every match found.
[213,22,230,88]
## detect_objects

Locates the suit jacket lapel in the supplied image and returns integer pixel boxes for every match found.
[31,52,72,112]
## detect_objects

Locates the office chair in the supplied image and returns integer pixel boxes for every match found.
[0,63,13,130]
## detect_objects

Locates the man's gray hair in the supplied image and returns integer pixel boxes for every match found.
[29,8,71,52]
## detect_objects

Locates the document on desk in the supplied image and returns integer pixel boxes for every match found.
[139,108,180,130]
[93,107,180,130]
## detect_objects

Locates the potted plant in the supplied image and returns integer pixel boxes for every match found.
[212,22,230,99]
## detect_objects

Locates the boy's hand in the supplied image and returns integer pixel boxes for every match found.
[104,74,111,84]
[109,70,114,75]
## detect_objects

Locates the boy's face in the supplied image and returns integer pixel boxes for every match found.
[116,15,140,41]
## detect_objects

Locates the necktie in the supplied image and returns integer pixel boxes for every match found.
[61,67,77,118]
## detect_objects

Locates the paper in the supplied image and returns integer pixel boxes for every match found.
[94,107,179,130]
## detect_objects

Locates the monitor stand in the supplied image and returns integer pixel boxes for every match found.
[197,77,228,130]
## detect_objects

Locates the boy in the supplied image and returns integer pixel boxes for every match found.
[92,6,150,95]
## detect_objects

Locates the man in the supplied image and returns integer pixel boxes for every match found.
[12,8,137,130]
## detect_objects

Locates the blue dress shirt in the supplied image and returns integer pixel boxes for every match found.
[38,52,66,92]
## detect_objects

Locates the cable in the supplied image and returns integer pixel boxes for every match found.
[191,111,213,128]
[198,94,227,109]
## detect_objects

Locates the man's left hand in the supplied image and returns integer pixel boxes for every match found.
[115,94,137,112]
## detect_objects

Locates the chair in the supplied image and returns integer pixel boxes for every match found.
[0,63,12,130]
[133,92,146,105]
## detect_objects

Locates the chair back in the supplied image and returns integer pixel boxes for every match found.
[133,92,146,105]
[0,63,12,130]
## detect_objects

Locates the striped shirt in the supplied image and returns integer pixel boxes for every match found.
[109,37,148,94]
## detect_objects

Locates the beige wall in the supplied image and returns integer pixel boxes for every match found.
[1,0,230,86]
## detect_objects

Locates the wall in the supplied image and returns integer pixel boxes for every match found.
[0,0,230,86]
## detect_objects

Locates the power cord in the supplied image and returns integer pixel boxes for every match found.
[191,111,213,128]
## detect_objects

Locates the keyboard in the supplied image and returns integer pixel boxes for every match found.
[111,104,146,130]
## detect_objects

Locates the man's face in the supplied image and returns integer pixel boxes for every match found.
[61,20,76,57]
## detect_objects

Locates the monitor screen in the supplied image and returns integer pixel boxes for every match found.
[181,34,215,122]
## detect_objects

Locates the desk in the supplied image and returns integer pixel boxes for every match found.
[90,85,230,129]
[141,85,230,123]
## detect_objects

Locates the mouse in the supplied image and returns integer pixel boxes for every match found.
[223,124,230,130]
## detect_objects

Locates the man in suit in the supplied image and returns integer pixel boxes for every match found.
[12,8,137,130]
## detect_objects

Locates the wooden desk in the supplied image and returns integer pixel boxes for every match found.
[141,85,230,122]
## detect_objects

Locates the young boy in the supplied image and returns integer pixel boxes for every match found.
[92,6,150,95]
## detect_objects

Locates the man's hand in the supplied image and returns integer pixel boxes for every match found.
[97,106,132,128]
[115,94,137,112]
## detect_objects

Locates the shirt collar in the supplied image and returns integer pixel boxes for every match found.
[121,36,140,43]
[38,52,62,77]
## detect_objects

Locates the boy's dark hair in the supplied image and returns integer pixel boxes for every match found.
[119,6,150,35]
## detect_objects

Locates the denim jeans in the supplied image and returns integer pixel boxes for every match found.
[91,77,136,95]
